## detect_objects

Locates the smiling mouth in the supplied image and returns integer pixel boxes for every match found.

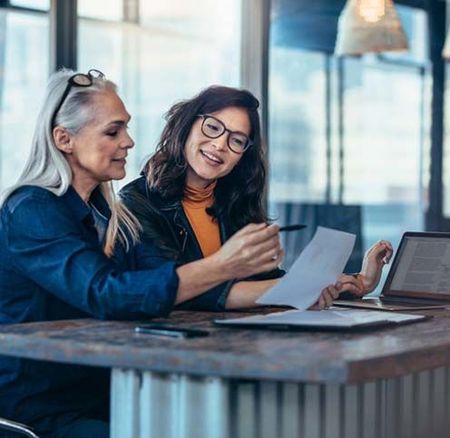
[201,150,223,165]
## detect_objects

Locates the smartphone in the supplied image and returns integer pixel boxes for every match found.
[134,324,209,339]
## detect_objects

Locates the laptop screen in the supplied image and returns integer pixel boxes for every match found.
[382,232,450,300]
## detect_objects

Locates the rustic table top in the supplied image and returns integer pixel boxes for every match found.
[0,308,449,384]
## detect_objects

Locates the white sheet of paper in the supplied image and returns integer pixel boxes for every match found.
[256,226,356,310]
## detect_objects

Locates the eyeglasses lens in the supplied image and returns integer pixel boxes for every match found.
[72,74,92,86]
[87,69,105,80]
[202,118,223,138]
[201,116,249,153]
[228,133,248,153]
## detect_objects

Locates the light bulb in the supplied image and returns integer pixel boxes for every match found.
[358,0,386,23]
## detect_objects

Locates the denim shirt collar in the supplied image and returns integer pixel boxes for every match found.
[62,185,112,223]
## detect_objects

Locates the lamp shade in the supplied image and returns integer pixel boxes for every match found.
[443,30,450,60]
[335,0,409,56]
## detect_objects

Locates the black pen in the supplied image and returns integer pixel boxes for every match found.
[278,224,307,232]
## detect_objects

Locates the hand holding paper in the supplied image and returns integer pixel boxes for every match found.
[256,227,356,310]
[218,227,428,330]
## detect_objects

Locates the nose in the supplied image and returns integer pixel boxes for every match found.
[122,131,135,149]
[211,131,228,151]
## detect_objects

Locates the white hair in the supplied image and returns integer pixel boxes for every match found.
[1,68,140,256]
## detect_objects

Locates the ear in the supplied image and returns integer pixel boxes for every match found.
[53,127,73,154]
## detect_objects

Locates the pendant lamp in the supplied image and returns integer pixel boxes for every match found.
[335,0,409,56]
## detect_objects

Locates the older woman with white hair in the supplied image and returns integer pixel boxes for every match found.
[0,69,283,438]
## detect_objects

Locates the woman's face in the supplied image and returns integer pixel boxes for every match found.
[64,90,134,187]
[184,106,250,188]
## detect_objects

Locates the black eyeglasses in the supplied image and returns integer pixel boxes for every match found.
[51,69,105,128]
[198,114,253,154]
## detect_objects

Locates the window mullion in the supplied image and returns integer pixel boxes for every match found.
[49,0,77,71]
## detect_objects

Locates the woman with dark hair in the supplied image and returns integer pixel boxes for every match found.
[120,85,392,310]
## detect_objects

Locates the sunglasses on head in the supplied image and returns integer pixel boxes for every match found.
[51,69,105,128]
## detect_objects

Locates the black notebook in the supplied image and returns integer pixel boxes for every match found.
[215,308,429,331]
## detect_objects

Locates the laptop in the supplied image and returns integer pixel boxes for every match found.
[334,231,450,311]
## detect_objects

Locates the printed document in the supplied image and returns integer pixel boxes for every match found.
[391,236,450,294]
[257,226,355,310]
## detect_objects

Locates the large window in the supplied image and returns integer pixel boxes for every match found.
[0,1,242,191]
[268,2,430,292]
[10,0,49,9]
[340,56,429,243]
[444,63,450,218]
[78,0,242,186]
[0,7,49,189]
[0,2,445,294]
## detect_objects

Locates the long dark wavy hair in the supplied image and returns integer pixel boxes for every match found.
[144,85,267,233]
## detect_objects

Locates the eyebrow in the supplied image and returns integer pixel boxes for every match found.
[105,118,131,128]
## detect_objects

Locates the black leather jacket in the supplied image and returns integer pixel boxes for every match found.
[119,175,284,311]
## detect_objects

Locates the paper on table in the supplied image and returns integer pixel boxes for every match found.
[256,226,356,310]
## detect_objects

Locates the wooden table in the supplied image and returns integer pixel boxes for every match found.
[0,308,449,438]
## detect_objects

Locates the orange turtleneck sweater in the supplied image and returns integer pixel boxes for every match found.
[181,182,221,257]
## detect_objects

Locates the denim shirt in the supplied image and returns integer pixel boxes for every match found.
[0,185,179,434]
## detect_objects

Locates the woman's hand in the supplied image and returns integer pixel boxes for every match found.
[309,284,341,309]
[210,223,283,280]
[309,276,365,310]
[176,223,282,305]
[349,240,393,297]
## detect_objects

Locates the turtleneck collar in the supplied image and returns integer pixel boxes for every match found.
[183,181,217,208]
